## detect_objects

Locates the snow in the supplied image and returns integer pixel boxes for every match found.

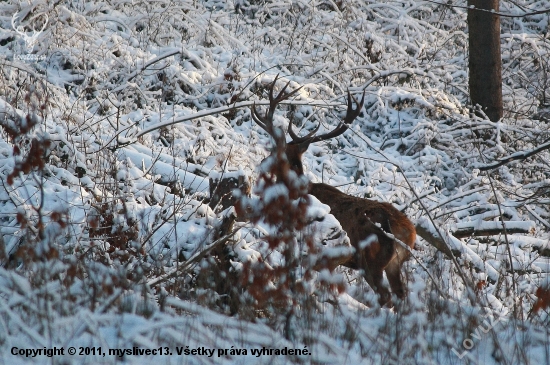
[0,0,549,363]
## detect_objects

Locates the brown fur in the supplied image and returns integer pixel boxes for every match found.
[250,77,416,305]
[288,144,416,305]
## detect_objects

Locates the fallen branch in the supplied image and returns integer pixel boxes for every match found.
[452,220,535,238]
[416,219,535,246]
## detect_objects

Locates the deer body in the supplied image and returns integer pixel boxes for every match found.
[309,183,415,304]
[251,76,416,305]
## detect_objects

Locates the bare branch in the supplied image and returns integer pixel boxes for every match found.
[452,221,535,238]
[478,139,550,171]
[111,99,342,149]
[424,0,550,18]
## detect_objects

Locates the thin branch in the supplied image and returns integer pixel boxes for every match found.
[147,229,238,287]
[525,205,550,230]
[428,186,487,212]
[414,221,455,258]
[118,49,181,87]
[112,99,344,149]
[477,139,550,171]
[424,0,550,18]
[485,171,518,315]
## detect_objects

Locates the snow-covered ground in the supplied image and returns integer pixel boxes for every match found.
[0,0,549,364]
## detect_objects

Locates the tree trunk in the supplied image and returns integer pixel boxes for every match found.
[467,0,503,123]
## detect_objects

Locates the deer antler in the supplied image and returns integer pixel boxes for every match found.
[250,76,365,146]
[251,74,302,138]
[288,90,365,145]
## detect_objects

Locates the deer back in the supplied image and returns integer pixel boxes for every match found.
[309,183,416,259]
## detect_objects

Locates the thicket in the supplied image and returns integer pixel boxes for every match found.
[0,0,549,363]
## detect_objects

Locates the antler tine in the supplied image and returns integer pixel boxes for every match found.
[343,89,365,125]
[308,122,348,143]
[287,89,365,145]
[267,74,280,105]
[265,75,302,115]
[298,90,364,144]
[252,74,303,138]
[267,74,302,105]
[288,119,321,144]
[251,103,270,134]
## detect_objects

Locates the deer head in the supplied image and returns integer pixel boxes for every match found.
[251,75,365,177]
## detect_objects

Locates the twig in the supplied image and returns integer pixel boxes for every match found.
[485,171,518,315]
[121,49,181,85]
[147,228,238,287]
[427,186,487,212]
[423,0,550,18]
[414,220,455,258]
[525,205,550,230]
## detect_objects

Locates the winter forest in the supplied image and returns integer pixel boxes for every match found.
[0,0,550,364]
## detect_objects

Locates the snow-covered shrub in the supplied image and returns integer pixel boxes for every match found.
[0,0,549,363]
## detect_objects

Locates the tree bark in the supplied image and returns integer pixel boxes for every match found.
[468,0,503,123]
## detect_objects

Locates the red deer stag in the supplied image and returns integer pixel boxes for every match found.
[251,76,416,306]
